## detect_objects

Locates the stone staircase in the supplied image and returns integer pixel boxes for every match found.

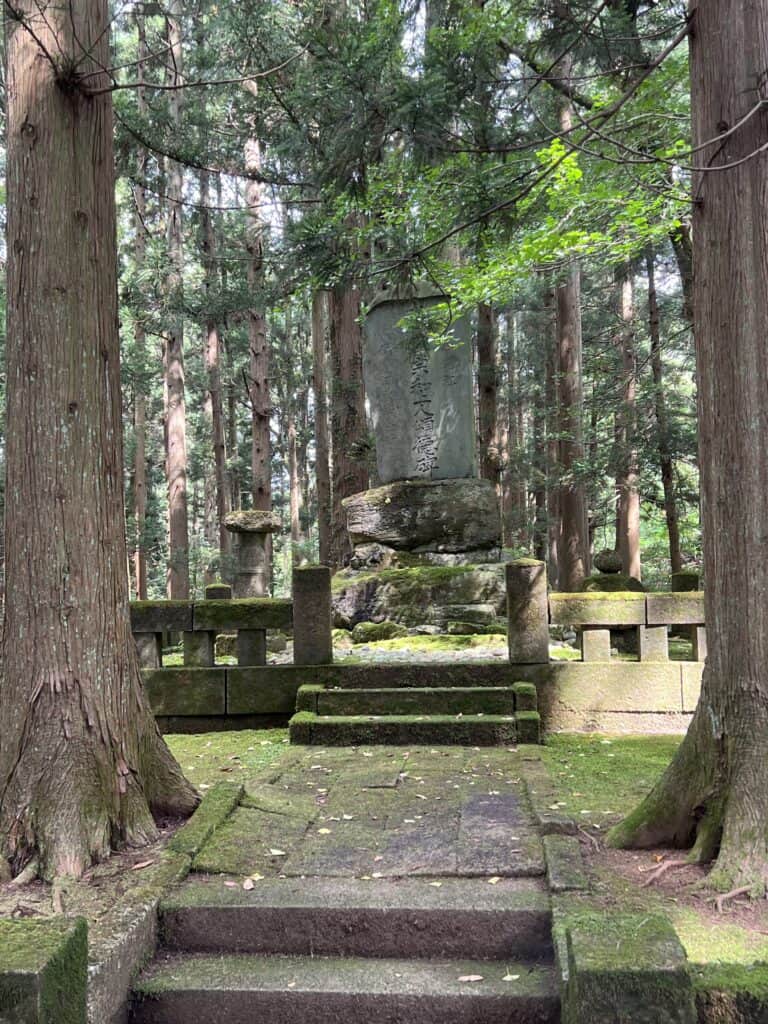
[288,672,542,746]
[129,875,558,1023]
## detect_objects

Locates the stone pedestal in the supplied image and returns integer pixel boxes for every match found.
[237,629,267,667]
[184,631,215,668]
[507,560,549,665]
[225,511,280,598]
[639,626,669,662]
[293,566,333,665]
[343,478,501,555]
[363,284,476,483]
[692,626,707,662]
[581,628,611,663]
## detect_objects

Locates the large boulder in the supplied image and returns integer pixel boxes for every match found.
[343,478,501,553]
[332,563,506,629]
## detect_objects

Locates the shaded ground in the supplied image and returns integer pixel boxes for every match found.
[539,733,768,969]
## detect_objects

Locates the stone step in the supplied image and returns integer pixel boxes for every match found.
[160,876,553,961]
[290,712,520,746]
[131,953,559,1024]
[314,686,517,717]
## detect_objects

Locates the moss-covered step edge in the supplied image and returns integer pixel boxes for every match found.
[554,910,697,1024]
[168,781,243,859]
[0,917,87,1024]
[543,835,589,894]
[693,963,768,1024]
[288,711,518,747]
[311,686,520,717]
[518,749,578,836]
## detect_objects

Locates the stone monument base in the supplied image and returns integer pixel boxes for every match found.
[342,478,501,556]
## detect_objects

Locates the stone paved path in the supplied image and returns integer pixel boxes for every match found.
[132,746,558,1023]
[193,745,545,879]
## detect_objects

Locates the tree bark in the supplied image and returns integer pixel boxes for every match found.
[200,170,229,566]
[556,264,589,591]
[670,219,694,326]
[615,263,641,580]
[610,0,768,895]
[312,290,333,565]
[132,12,149,600]
[646,249,682,575]
[0,0,197,880]
[545,291,560,587]
[477,303,500,489]
[329,283,369,568]
[165,0,189,598]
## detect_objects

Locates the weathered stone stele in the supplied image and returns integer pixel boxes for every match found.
[362,285,476,483]
[224,510,280,598]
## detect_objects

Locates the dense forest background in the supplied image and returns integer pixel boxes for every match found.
[0,0,697,598]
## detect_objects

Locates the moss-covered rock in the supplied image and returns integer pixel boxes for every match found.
[594,549,623,574]
[351,620,408,644]
[333,564,506,629]
[671,570,701,592]
[582,573,645,593]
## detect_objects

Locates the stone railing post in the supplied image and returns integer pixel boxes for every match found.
[293,566,333,665]
[507,559,549,664]
[224,511,280,598]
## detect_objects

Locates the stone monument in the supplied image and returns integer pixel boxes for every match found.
[334,284,505,632]
[343,282,501,565]
[224,510,280,598]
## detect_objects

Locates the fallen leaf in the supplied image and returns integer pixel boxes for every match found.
[317,828,332,835]
[428,881,442,888]
[458,975,483,983]
[488,877,501,885]
[243,878,255,891]
[131,860,154,871]
[503,974,520,982]
[224,881,238,888]
[269,849,287,856]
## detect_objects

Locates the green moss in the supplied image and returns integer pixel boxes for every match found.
[692,962,768,998]
[539,734,681,824]
[194,598,292,631]
[166,728,289,788]
[169,781,241,858]
[357,633,506,653]
[351,620,408,644]
[581,576,646,592]
[0,917,88,1024]
[511,557,545,567]
[332,564,479,594]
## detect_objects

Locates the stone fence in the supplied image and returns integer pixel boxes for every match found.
[506,562,706,665]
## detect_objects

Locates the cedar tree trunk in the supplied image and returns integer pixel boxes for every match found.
[0,0,197,881]
[609,0,768,895]
[312,291,333,565]
[615,263,641,579]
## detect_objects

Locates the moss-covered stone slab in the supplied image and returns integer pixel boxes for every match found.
[143,668,225,716]
[315,686,517,717]
[546,662,684,713]
[0,917,87,1024]
[131,952,559,1024]
[193,598,292,632]
[169,782,242,859]
[192,806,314,876]
[130,600,193,632]
[227,667,301,715]
[543,835,589,893]
[561,912,696,1024]
[512,682,538,712]
[297,714,518,747]
[549,593,646,627]
[693,963,768,1024]
[646,592,705,626]
[515,710,541,744]
[295,684,324,713]
[318,663,519,690]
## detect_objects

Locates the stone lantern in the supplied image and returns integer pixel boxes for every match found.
[224,510,280,598]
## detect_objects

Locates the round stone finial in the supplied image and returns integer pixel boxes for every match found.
[224,510,280,534]
[594,549,623,574]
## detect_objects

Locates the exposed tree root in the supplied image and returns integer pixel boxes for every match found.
[640,858,692,888]
[9,859,39,888]
[713,886,753,913]
[0,857,12,884]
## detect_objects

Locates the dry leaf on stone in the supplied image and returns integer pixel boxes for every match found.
[243,878,255,891]
[488,877,501,885]
[131,860,154,871]
[458,975,483,983]
[503,974,520,982]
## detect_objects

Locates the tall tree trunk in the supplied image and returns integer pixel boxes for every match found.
[132,13,149,600]
[503,313,529,548]
[200,170,229,566]
[610,0,768,894]
[288,411,302,562]
[227,385,240,512]
[329,283,368,568]
[0,0,196,881]
[670,220,694,326]
[243,90,271,514]
[556,265,589,590]
[646,249,682,575]
[545,291,560,586]
[165,0,189,598]
[312,290,333,565]
[615,263,641,579]
[477,303,500,488]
